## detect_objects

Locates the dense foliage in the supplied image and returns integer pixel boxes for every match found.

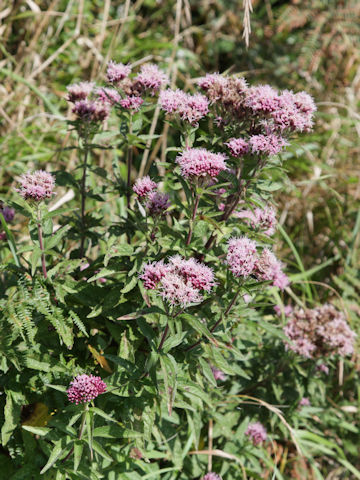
[0,1,359,479]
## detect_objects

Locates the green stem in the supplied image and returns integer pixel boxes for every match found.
[37,207,47,278]
[62,404,88,463]
[80,132,90,258]
[186,193,200,246]
[126,117,133,211]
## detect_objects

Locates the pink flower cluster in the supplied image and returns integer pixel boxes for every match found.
[135,64,168,94]
[176,148,228,181]
[96,87,121,105]
[66,81,94,102]
[201,473,223,480]
[67,374,107,404]
[224,138,249,157]
[133,176,158,197]
[198,72,316,133]
[226,238,289,290]
[17,170,55,201]
[146,192,171,215]
[226,237,258,278]
[255,248,290,290]
[160,89,209,125]
[249,134,288,156]
[0,206,15,223]
[0,205,15,241]
[235,205,277,236]
[119,96,144,111]
[140,255,216,307]
[245,422,267,446]
[72,100,109,123]
[133,177,170,215]
[284,304,356,358]
[106,61,131,84]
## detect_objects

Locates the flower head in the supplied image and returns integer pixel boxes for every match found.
[245,84,280,113]
[96,87,121,105]
[176,148,227,180]
[235,205,277,236]
[120,96,144,111]
[133,176,158,197]
[160,89,188,114]
[67,374,107,404]
[254,248,290,290]
[66,82,94,102]
[226,236,257,278]
[225,138,249,157]
[201,473,223,480]
[249,134,288,156]
[106,61,131,84]
[0,206,15,223]
[245,422,267,446]
[140,256,215,307]
[17,170,55,201]
[316,363,329,375]
[146,192,171,216]
[72,100,109,122]
[136,64,168,94]
[283,304,356,358]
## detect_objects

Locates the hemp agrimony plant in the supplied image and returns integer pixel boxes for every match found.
[0,60,357,480]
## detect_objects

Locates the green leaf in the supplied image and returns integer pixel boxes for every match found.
[121,276,138,294]
[1,390,24,445]
[22,425,51,436]
[73,441,84,472]
[40,438,68,474]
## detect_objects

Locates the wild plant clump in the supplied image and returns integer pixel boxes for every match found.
[0,60,357,479]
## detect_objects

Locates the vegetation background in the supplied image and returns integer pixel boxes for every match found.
[0,0,359,478]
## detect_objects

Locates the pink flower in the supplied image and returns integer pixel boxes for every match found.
[201,473,223,480]
[106,61,131,84]
[140,261,169,289]
[176,148,227,180]
[211,366,226,381]
[245,85,280,113]
[140,256,215,307]
[271,90,316,132]
[160,89,188,114]
[120,96,144,111]
[178,93,209,125]
[136,64,168,93]
[96,87,121,105]
[226,236,257,278]
[255,248,290,290]
[245,422,267,446]
[133,176,158,197]
[283,304,356,358]
[274,304,293,317]
[17,170,55,201]
[160,90,209,125]
[197,72,227,91]
[235,205,277,236]
[169,255,216,292]
[249,134,288,156]
[66,81,94,102]
[1,206,15,223]
[72,100,109,122]
[225,138,249,157]
[146,192,171,215]
[299,397,311,407]
[67,374,106,404]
